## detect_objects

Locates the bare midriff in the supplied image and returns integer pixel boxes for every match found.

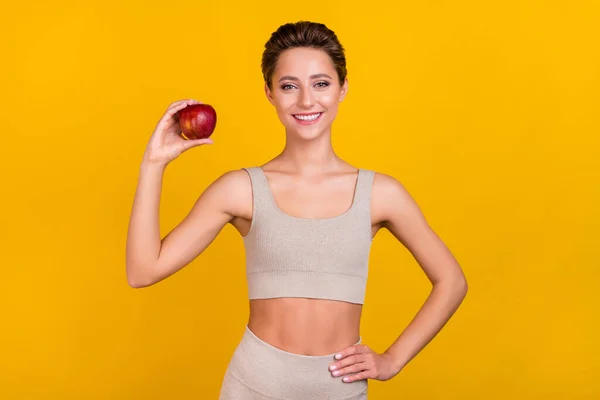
[247,297,362,356]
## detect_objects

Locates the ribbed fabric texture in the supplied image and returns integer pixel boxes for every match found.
[241,167,375,305]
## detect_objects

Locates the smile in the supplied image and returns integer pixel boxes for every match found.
[293,113,323,124]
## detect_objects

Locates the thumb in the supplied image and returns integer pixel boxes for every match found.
[182,138,213,151]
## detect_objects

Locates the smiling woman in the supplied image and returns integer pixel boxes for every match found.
[263,44,348,140]
[125,20,468,400]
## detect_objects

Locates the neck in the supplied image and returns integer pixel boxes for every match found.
[278,128,341,175]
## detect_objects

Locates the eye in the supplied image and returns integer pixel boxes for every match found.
[280,81,330,91]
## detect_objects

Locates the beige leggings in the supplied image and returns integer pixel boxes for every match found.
[218,325,368,400]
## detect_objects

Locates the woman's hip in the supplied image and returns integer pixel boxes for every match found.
[219,325,368,400]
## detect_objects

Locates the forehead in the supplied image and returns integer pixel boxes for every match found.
[274,47,335,77]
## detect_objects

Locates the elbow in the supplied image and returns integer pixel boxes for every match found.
[454,273,469,299]
[127,277,150,288]
[461,280,469,298]
[450,265,468,295]
[458,277,468,296]
[435,274,468,297]
[126,265,155,288]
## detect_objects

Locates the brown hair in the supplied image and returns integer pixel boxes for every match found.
[261,21,347,90]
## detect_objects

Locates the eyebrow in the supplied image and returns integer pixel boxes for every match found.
[278,73,333,82]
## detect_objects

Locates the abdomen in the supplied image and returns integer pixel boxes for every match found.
[247,297,362,355]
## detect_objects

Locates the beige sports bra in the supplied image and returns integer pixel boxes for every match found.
[241,167,375,304]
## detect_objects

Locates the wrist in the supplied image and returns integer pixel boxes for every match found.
[383,351,407,374]
[141,157,169,170]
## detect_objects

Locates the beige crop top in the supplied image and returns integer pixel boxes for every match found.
[241,167,375,304]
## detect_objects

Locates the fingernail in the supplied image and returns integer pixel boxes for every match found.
[329,365,337,371]
[335,354,342,359]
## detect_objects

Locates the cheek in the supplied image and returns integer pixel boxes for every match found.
[274,99,295,123]
[276,96,296,111]
[319,92,339,108]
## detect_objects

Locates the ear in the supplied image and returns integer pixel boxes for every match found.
[264,83,275,105]
[339,78,349,102]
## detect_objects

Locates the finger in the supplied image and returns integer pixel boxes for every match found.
[161,101,198,124]
[334,344,362,361]
[168,99,199,114]
[181,138,214,150]
[331,361,367,378]
[168,98,201,109]
[342,371,369,383]
[164,99,202,117]
[330,354,361,372]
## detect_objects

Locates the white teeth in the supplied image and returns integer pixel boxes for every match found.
[294,113,321,121]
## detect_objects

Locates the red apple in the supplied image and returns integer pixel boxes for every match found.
[178,103,217,140]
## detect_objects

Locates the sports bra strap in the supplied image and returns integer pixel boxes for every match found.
[242,166,375,218]
[242,167,271,211]
[352,169,375,212]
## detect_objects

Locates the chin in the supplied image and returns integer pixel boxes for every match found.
[286,125,329,141]
[284,117,333,140]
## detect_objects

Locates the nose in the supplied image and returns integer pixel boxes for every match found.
[298,88,315,108]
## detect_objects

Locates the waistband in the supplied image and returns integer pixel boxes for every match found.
[226,325,368,399]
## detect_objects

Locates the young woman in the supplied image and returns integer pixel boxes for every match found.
[126,21,468,400]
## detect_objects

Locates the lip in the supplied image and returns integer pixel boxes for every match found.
[292,112,323,125]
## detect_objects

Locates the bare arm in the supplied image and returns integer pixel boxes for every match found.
[374,173,468,372]
[125,166,244,288]
[125,98,237,288]
[125,160,168,286]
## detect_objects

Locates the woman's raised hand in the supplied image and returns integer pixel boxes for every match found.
[142,99,213,165]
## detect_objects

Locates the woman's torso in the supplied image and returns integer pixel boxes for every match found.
[229,161,384,355]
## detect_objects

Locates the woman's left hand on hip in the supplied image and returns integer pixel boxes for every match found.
[328,344,400,382]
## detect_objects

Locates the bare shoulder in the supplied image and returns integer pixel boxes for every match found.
[370,170,441,257]
[370,171,421,228]
[370,170,466,286]
[204,168,252,219]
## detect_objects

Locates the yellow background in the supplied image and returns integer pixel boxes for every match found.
[2,0,599,398]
